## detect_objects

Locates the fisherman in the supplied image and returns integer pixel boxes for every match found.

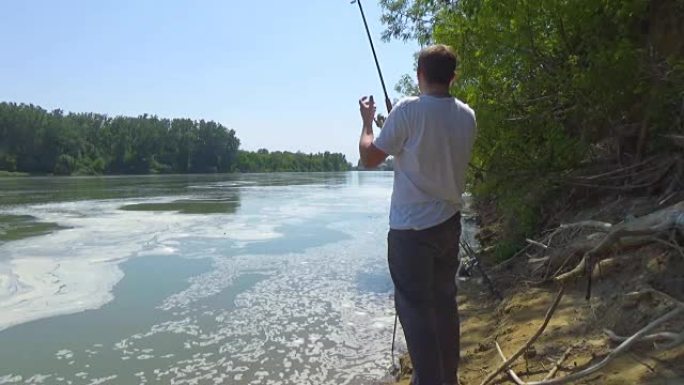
[358,44,476,385]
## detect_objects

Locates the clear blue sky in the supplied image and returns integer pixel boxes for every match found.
[0,1,419,164]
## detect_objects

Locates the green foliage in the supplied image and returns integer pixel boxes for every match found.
[379,0,446,44]
[0,153,17,172]
[53,154,76,175]
[382,0,684,256]
[394,74,420,96]
[235,150,351,173]
[0,103,351,175]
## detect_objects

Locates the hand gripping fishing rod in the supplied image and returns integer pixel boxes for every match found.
[352,0,393,115]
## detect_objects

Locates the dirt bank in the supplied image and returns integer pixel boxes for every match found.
[391,195,684,384]
[393,276,683,384]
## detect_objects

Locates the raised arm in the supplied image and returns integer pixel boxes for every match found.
[358,95,389,169]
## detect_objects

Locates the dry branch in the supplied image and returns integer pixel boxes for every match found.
[492,307,684,385]
[644,286,684,308]
[572,158,655,181]
[604,329,681,346]
[650,235,684,260]
[527,238,550,249]
[479,286,565,385]
[654,331,684,351]
[555,201,684,283]
[494,343,575,384]
[558,221,612,232]
[495,342,526,385]
[568,155,678,191]
[542,346,574,381]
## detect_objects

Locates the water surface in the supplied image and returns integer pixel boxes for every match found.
[0,172,404,385]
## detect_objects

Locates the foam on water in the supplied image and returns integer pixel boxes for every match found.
[0,194,290,331]
[0,176,408,384]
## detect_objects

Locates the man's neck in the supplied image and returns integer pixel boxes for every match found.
[421,86,451,98]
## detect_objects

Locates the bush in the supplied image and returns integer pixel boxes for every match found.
[0,153,17,172]
[53,154,76,175]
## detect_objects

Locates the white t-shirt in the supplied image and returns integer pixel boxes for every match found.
[373,95,476,230]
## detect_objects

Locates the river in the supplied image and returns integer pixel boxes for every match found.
[0,172,476,385]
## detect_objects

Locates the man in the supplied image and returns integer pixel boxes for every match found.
[358,44,476,385]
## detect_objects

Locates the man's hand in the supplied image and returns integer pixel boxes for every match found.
[358,95,388,169]
[359,95,376,128]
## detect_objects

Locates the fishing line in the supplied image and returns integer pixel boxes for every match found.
[350,0,399,375]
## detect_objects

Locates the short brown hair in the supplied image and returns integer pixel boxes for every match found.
[417,44,458,85]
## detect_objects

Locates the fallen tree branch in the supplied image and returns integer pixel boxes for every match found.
[527,238,550,249]
[479,286,565,385]
[555,201,684,287]
[490,307,684,385]
[558,221,613,232]
[643,286,684,308]
[568,156,676,191]
[654,331,684,351]
[572,158,656,181]
[604,329,681,346]
[650,237,684,260]
[495,341,525,385]
[495,343,576,384]
[493,244,534,270]
[542,346,574,381]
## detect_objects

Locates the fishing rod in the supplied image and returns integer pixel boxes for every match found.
[350,0,398,375]
[459,239,503,301]
[351,0,393,115]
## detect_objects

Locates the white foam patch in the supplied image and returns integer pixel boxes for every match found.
[0,192,299,331]
[0,257,123,332]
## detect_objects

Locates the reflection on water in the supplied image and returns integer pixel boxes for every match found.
[0,173,351,206]
[0,172,405,385]
[119,198,241,215]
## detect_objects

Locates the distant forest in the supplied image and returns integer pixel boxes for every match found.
[0,102,351,175]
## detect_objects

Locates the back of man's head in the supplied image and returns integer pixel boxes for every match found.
[417,45,458,86]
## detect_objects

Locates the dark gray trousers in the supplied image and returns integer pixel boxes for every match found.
[388,213,461,385]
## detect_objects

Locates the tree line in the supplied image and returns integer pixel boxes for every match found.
[235,149,350,173]
[0,102,351,175]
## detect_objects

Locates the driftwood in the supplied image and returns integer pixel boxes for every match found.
[492,306,684,385]
[523,201,684,289]
[604,329,684,350]
[553,201,684,286]
[479,287,565,385]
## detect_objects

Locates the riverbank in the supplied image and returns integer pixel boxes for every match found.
[0,171,29,177]
[390,193,684,385]
[394,279,683,385]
